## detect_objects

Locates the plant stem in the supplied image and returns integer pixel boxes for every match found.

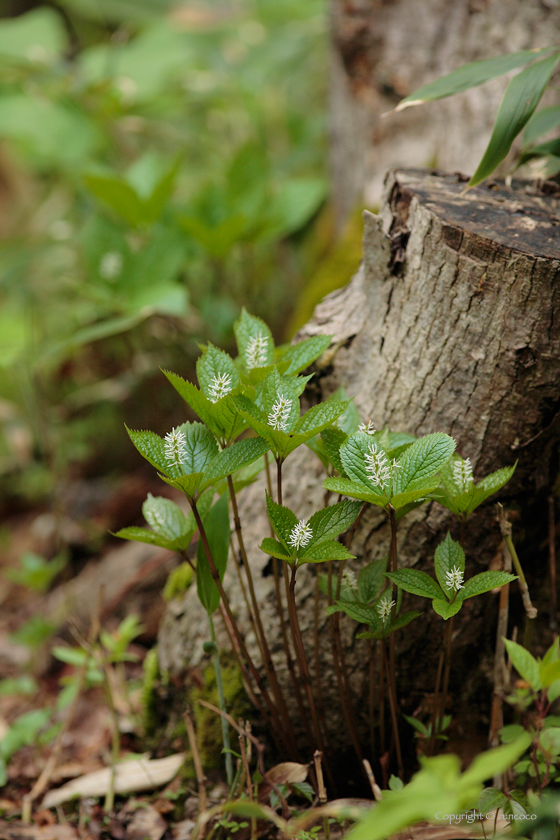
[208,613,233,785]
[227,475,298,757]
[386,505,402,772]
[184,710,207,815]
[190,498,290,753]
[549,495,557,631]
[277,458,283,505]
[429,636,446,757]
[382,638,404,778]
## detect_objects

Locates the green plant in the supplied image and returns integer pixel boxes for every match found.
[117,307,518,796]
[396,47,560,186]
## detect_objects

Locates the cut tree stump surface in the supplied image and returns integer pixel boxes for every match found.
[159,169,560,747]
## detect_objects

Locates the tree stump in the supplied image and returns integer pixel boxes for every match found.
[158,169,560,761]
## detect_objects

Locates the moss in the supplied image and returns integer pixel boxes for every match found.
[163,562,194,601]
[190,653,250,770]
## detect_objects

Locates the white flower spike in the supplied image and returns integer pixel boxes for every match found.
[288,520,313,550]
[245,333,269,370]
[208,372,233,403]
[359,421,377,435]
[164,427,187,469]
[377,595,396,623]
[268,395,292,431]
[453,458,473,493]
[445,565,465,592]
[365,442,392,488]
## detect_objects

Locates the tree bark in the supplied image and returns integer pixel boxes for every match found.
[330,0,560,226]
[159,169,560,758]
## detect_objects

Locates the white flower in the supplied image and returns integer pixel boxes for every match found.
[359,421,377,435]
[208,372,233,403]
[288,520,312,550]
[377,595,396,623]
[342,569,357,589]
[364,442,392,488]
[164,427,187,469]
[268,395,292,431]
[452,458,473,493]
[245,334,269,370]
[445,566,465,592]
[99,251,123,280]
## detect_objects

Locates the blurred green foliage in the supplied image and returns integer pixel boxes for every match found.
[0,0,327,490]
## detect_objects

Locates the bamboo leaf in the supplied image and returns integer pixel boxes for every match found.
[469,51,560,187]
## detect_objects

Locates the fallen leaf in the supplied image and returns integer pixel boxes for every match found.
[0,821,78,840]
[126,805,167,840]
[264,762,308,786]
[41,753,186,809]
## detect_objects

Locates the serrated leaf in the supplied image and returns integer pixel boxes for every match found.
[295,399,349,436]
[478,787,508,813]
[358,558,388,603]
[160,472,203,498]
[339,432,389,500]
[465,463,517,515]
[202,437,270,490]
[458,571,516,600]
[434,533,465,596]
[196,343,239,403]
[386,610,422,635]
[393,433,456,496]
[386,569,445,600]
[503,799,527,820]
[300,542,354,563]
[265,494,299,550]
[196,493,230,614]
[261,369,300,433]
[469,52,560,188]
[332,600,380,625]
[113,526,173,549]
[307,500,362,545]
[432,598,462,620]
[142,494,192,543]
[396,48,557,111]
[232,393,284,449]
[126,427,171,476]
[281,334,332,375]
[234,308,274,371]
[162,371,214,427]
[391,484,439,511]
[504,639,541,691]
[323,476,388,506]
[259,537,292,561]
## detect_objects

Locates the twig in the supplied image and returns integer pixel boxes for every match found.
[314,751,330,840]
[362,759,383,801]
[184,710,208,817]
[239,728,256,840]
[497,504,537,621]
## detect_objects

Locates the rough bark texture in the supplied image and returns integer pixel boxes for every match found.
[330,0,560,225]
[158,169,560,754]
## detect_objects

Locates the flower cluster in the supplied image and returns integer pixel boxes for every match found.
[245,333,269,370]
[208,372,233,403]
[453,458,473,493]
[445,566,464,592]
[364,442,400,490]
[377,595,396,623]
[358,421,377,435]
[288,520,313,550]
[268,395,292,431]
[164,427,187,469]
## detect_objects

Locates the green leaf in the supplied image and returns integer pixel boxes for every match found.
[85,174,147,227]
[504,639,541,691]
[465,464,517,515]
[396,48,557,111]
[295,400,349,436]
[403,714,430,737]
[434,533,465,597]
[281,335,332,375]
[540,660,560,690]
[548,678,560,703]
[52,646,89,667]
[0,7,66,64]
[265,494,299,550]
[339,433,389,500]
[432,599,462,620]
[323,476,387,506]
[163,371,214,427]
[392,433,456,496]
[391,485,439,511]
[300,542,354,563]
[196,494,230,615]
[196,344,239,403]
[458,571,516,600]
[332,600,380,625]
[386,569,445,601]
[202,438,270,490]
[259,537,292,561]
[142,494,192,543]
[539,727,560,756]
[469,52,560,188]
[233,394,287,451]
[524,105,560,145]
[478,787,508,813]
[234,309,274,372]
[358,558,388,603]
[307,500,362,545]
[261,369,300,434]
[458,732,532,788]
[113,525,174,550]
